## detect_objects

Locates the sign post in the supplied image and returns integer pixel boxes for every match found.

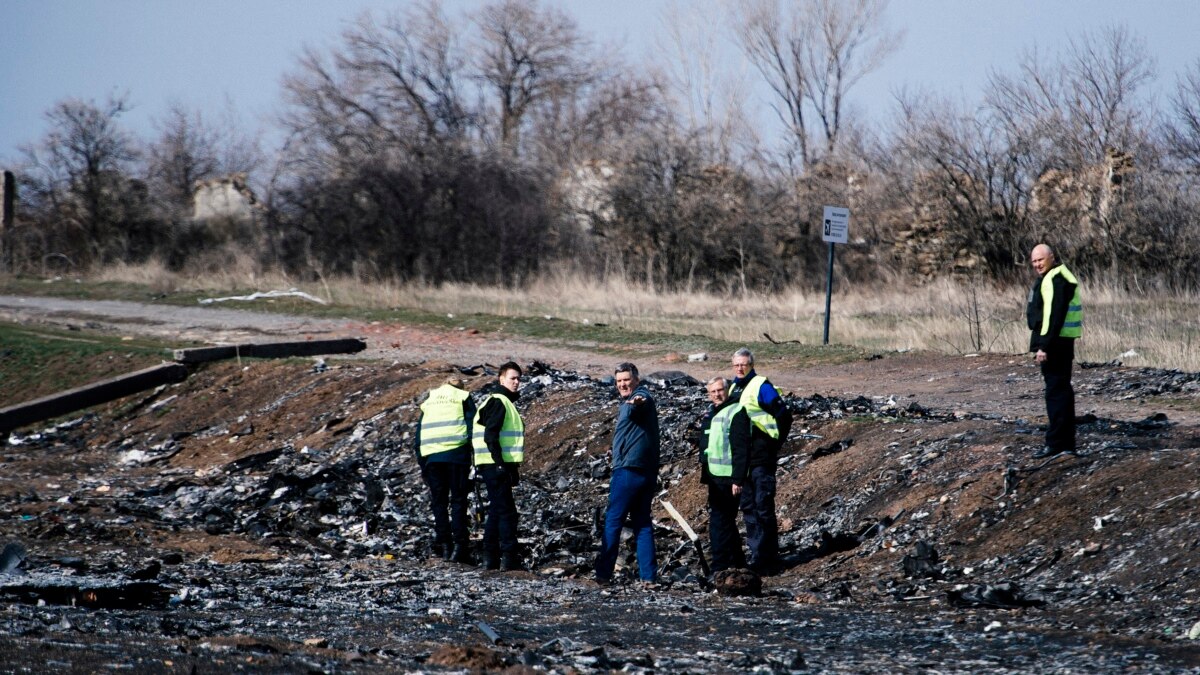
[821,206,849,345]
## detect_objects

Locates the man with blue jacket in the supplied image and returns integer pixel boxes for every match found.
[728,347,791,575]
[595,362,659,584]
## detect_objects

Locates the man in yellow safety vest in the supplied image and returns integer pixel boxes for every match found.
[415,376,476,564]
[728,348,792,575]
[1026,243,1083,459]
[699,377,753,573]
[472,361,525,571]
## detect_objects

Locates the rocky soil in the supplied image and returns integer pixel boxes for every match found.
[2,296,1199,673]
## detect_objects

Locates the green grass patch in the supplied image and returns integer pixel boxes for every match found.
[0,322,172,407]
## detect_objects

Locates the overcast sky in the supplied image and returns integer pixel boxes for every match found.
[3,0,1199,163]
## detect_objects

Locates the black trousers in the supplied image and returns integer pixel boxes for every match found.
[478,464,519,556]
[1042,339,1076,452]
[739,465,779,570]
[421,462,470,546]
[707,481,746,572]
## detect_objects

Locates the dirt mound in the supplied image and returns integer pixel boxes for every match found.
[2,354,1199,671]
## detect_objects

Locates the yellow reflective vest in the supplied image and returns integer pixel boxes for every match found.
[418,385,471,457]
[730,375,780,440]
[1040,265,1083,339]
[704,402,744,477]
[472,393,525,465]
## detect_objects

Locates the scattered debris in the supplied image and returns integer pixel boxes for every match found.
[475,620,501,645]
[947,583,1046,609]
[902,541,942,580]
[198,289,327,305]
[811,438,853,459]
[0,354,1197,672]
[712,569,761,597]
[0,542,26,575]
[662,500,710,579]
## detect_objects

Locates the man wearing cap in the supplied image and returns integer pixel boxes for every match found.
[728,347,791,575]
[415,377,476,564]
[1027,243,1083,459]
[472,361,526,571]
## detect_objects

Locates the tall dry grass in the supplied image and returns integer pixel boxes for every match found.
[91,261,1200,371]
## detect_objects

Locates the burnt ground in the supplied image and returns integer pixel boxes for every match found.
[2,298,1200,672]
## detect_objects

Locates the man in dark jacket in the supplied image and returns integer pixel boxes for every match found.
[699,377,753,573]
[1027,244,1083,459]
[472,362,525,571]
[728,347,792,575]
[595,362,659,583]
[414,377,476,564]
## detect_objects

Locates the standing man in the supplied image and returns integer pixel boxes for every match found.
[1027,243,1083,459]
[700,377,752,573]
[472,362,525,571]
[728,347,791,575]
[595,363,660,584]
[415,377,476,564]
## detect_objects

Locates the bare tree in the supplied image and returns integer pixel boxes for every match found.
[17,94,148,265]
[987,25,1155,168]
[280,0,470,170]
[1164,58,1200,171]
[734,0,900,169]
[145,104,222,215]
[887,92,1032,278]
[473,0,594,157]
[658,0,753,162]
[146,101,265,217]
[525,58,668,168]
[984,26,1155,279]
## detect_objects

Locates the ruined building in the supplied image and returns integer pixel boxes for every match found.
[557,160,617,233]
[891,149,1134,280]
[1029,148,1136,259]
[192,173,261,223]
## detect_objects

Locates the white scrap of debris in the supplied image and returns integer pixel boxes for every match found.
[198,289,327,305]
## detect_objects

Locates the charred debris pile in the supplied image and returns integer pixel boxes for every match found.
[2,358,1198,646]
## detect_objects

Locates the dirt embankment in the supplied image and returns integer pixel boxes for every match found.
[2,296,1199,672]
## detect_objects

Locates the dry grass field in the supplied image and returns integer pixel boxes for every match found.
[86,262,1200,371]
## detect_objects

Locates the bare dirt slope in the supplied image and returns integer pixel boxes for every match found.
[2,296,1199,673]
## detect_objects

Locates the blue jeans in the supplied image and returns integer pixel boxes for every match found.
[595,467,657,581]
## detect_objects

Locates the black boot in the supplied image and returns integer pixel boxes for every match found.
[434,542,452,560]
[1032,445,1062,459]
[501,552,524,571]
[450,543,474,565]
[484,551,500,570]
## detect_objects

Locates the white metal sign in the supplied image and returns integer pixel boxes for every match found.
[822,205,850,244]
